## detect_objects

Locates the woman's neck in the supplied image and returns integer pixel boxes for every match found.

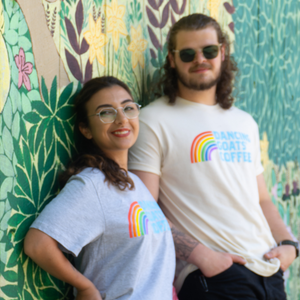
[104,150,128,170]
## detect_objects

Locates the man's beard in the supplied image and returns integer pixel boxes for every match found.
[176,64,221,91]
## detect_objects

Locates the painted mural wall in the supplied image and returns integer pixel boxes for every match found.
[0,0,299,299]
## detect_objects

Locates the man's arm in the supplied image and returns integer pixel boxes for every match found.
[257,173,297,270]
[131,170,246,277]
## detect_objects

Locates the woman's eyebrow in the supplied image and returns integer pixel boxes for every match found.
[121,99,134,104]
[94,99,133,111]
[95,104,112,111]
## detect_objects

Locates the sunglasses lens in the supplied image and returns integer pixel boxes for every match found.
[203,45,219,59]
[178,46,220,62]
[179,49,196,62]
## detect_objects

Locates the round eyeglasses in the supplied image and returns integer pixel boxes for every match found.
[88,102,141,124]
[173,44,222,63]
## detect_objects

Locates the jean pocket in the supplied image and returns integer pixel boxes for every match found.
[206,263,235,280]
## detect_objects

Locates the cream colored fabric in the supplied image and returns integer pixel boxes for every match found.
[129,96,280,291]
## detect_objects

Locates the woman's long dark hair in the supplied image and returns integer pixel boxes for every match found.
[158,13,238,109]
[60,76,135,190]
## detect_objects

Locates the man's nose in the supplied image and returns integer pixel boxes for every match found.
[193,50,206,63]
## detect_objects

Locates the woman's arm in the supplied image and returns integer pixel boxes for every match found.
[24,228,102,300]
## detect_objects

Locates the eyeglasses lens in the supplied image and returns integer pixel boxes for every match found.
[179,45,219,62]
[99,109,116,123]
[123,103,140,119]
[99,103,140,123]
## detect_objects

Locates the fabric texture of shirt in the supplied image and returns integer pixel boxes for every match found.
[128,96,280,292]
[31,168,175,300]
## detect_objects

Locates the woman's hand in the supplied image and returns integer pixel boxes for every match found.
[76,284,103,300]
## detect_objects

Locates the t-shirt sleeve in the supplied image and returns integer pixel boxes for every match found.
[30,174,105,257]
[252,120,264,176]
[128,120,162,176]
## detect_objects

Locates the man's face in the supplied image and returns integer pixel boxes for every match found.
[169,27,225,91]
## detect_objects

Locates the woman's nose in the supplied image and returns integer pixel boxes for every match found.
[114,109,128,124]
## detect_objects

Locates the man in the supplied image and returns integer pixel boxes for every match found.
[128,13,298,300]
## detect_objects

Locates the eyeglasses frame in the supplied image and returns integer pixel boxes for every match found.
[88,102,141,124]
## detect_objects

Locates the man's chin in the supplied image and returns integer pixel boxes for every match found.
[181,79,218,91]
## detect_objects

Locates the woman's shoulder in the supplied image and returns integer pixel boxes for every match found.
[72,167,104,179]
[128,172,154,196]
[66,167,106,189]
[127,171,141,185]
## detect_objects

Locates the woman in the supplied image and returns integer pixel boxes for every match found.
[24,76,175,300]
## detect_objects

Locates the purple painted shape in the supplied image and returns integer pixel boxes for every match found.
[208,146,218,160]
[146,219,149,234]
[228,22,234,33]
[224,2,235,14]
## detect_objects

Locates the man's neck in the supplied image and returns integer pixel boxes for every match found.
[177,83,217,106]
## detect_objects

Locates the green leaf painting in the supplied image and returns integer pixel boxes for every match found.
[1,77,77,299]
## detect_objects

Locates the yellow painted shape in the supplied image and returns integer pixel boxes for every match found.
[83,14,108,65]
[260,132,270,169]
[207,0,222,20]
[128,25,148,69]
[135,208,143,236]
[104,0,127,52]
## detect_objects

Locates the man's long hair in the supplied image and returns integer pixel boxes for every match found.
[158,13,237,109]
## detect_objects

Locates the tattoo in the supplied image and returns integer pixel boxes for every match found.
[171,225,199,261]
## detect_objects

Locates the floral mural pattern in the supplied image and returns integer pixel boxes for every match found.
[0,0,299,299]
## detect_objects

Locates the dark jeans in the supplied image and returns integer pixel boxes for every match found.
[178,264,286,300]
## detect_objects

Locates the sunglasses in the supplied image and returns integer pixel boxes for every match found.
[173,44,222,63]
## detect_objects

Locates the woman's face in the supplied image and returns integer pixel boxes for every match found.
[79,85,139,158]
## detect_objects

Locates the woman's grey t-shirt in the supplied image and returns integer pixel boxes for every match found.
[31,168,175,300]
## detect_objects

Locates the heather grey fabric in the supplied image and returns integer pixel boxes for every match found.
[31,168,175,300]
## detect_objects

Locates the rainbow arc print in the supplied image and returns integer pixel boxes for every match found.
[128,201,149,238]
[190,131,218,163]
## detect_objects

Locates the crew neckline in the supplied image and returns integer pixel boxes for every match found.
[176,96,221,110]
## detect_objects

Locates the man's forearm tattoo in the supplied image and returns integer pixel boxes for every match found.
[171,225,199,261]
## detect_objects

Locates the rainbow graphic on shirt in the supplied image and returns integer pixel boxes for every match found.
[190,131,218,163]
[128,201,149,238]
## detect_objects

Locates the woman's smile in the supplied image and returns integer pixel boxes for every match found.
[111,128,131,137]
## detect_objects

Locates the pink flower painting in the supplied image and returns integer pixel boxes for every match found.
[14,47,33,91]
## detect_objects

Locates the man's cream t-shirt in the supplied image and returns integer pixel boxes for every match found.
[128,96,280,291]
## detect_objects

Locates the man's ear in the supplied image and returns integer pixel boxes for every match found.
[221,44,225,61]
[79,122,93,140]
[168,51,176,68]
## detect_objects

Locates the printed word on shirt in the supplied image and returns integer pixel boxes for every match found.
[191,131,252,163]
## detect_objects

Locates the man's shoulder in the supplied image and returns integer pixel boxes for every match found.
[229,106,257,124]
[141,96,169,111]
[139,96,170,123]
